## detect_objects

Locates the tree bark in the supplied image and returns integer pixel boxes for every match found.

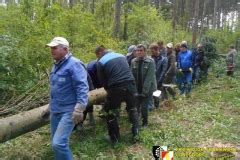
[91,0,95,14]
[192,0,199,45]
[200,0,208,35]
[0,88,107,143]
[172,0,178,42]
[213,0,218,29]
[123,2,129,40]
[113,0,122,38]
[69,0,74,8]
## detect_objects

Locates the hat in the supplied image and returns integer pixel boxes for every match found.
[46,37,69,47]
[166,43,173,49]
[181,40,187,45]
[180,43,188,48]
[128,45,136,53]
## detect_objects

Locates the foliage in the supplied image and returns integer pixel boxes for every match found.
[0,1,237,104]
[206,29,240,54]
[0,71,239,159]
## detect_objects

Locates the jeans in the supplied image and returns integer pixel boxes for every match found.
[50,112,75,160]
[193,66,200,83]
[162,75,176,99]
[178,71,192,95]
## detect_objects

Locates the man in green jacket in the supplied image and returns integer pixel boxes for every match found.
[131,44,157,128]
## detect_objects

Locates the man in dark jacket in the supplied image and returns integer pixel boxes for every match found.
[126,45,137,66]
[150,43,168,108]
[131,44,157,128]
[157,41,167,57]
[192,43,204,83]
[162,43,176,100]
[76,60,101,130]
[96,45,139,144]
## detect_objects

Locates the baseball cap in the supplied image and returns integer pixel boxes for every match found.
[128,45,137,53]
[166,43,173,49]
[46,37,69,47]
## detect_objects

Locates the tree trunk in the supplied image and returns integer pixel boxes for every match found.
[200,0,208,35]
[123,2,129,40]
[91,0,95,14]
[172,0,178,42]
[213,0,218,29]
[69,0,74,8]
[192,0,199,45]
[0,88,107,143]
[113,0,122,38]
[154,0,160,13]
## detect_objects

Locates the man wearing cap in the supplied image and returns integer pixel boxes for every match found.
[162,43,176,100]
[157,41,167,57]
[42,37,89,160]
[192,43,205,83]
[126,45,137,66]
[177,43,193,96]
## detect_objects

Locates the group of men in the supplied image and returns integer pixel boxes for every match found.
[41,37,212,160]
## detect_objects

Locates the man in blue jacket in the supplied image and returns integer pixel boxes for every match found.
[177,43,193,96]
[42,37,89,160]
[96,45,139,144]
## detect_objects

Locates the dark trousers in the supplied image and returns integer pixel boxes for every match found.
[162,75,176,100]
[136,96,151,125]
[104,84,139,142]
[83,105,93,122]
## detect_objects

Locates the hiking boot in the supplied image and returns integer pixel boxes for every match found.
[88,112,95,126]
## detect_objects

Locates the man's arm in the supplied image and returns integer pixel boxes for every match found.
[166,55,175,76]
[158,58,168,86]
[97,62,107,89]
[177,53,181,69]
[71,62,89,110]
[143,61,156,96]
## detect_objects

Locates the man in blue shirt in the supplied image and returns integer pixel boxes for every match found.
[177,43,193,96]
[42,37,89,160]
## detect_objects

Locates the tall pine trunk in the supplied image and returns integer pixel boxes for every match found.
[213,0,218,29]
[113,0,122,38]
[192,0,199,45]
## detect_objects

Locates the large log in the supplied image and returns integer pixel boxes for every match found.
[0,88,106,143]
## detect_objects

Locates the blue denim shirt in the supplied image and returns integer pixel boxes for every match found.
[50,53,89,113]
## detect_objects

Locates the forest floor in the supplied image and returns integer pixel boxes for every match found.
[0,72,240,160]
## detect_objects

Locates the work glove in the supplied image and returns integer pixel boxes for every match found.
[189,68,193,73]
[41,105,50,121]
[72,103,85,124]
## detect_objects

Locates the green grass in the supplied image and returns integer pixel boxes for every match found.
[0,74,240,160]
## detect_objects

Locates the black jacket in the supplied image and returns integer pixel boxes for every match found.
[97,51,135,89]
